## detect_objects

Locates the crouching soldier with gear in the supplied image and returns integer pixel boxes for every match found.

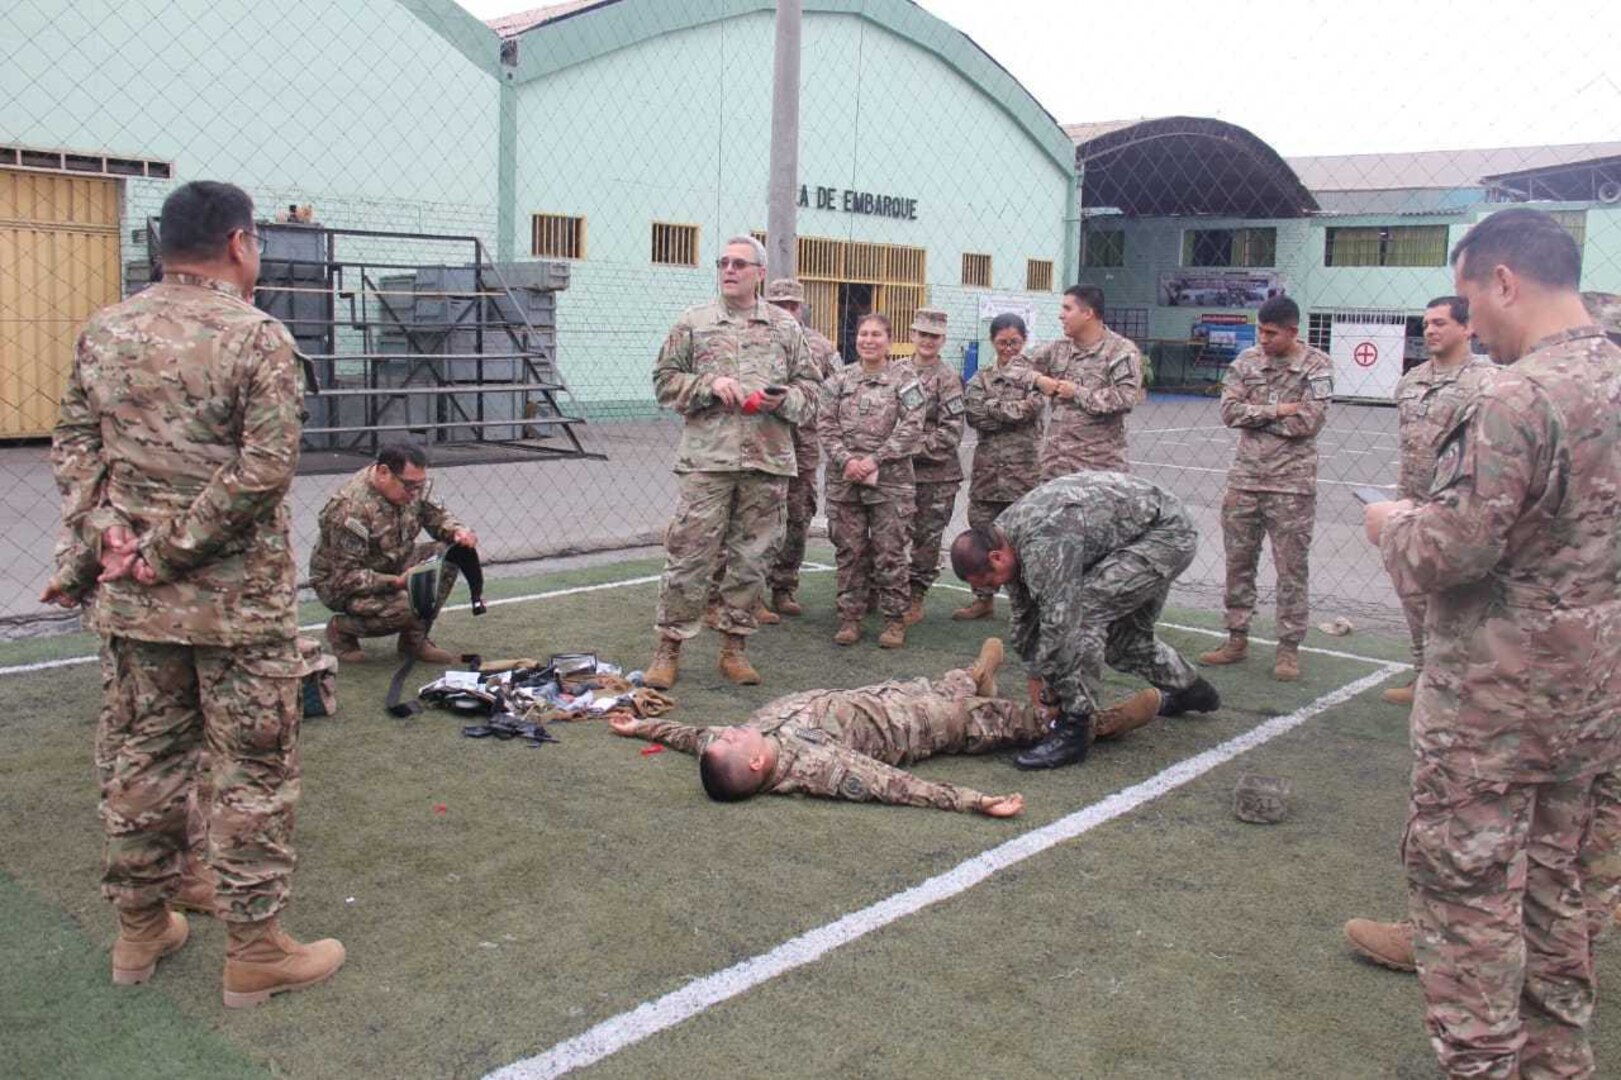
[310,443,478,665]
[950,473,1219,771]
[610,638,1164,813]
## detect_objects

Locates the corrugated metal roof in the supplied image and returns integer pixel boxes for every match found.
[1286,142,1621,192]
[486,0,612,39]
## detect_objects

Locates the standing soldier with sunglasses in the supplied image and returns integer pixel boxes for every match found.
[44,181,344,1006]
[643,236,820,688]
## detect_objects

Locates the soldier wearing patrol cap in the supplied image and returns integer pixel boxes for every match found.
[902,307,965,625]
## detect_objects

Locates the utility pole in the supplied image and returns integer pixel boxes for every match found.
[765,0,802,279]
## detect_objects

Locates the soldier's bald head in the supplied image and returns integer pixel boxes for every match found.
[699,740,768,801]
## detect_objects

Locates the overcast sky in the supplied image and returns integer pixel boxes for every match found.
[457,0,1621,156]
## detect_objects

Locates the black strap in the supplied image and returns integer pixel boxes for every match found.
[385,617,430,718]
[385,545,487,717]
[444,543,486,614]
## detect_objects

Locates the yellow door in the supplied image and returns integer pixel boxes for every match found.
[0,171,121,437]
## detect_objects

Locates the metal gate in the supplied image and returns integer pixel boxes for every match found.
[0,170,121,437]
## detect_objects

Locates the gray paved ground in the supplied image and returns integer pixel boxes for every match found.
[0,394,1405,636]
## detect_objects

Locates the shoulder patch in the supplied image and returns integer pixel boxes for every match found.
[898,381,925,410]
[1429,405,1475,497]
[342,517,369,541]
[1108,353,1135,381]
[838,772,867,799]
[1309,375,1334,401]
[943,393,966,417]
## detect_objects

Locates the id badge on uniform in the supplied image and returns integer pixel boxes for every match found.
[1267,391,1279,405]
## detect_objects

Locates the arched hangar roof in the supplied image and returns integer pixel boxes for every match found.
[492,0,1076,177]
[1066,116,1319,218]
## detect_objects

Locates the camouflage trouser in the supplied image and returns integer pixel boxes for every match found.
[827,492,911,621]
[907,479,962,595]
[1401,591,1429,670]
[966,498,1013,600]
[1046,524,1201,718]
[926,669,1050,755]
[333,541,458,637]
[1219,487,1315,646]
[97,636,303,923]
[656,470,788,639]
[1405,760,1621,1080]
[766,465,819,595]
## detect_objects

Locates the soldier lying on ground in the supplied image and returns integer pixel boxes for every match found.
[608,638,1164,815]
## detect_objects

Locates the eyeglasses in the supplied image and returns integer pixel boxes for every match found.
[235,228,267,255]
[390,471,427,493]
[715,257,760,271]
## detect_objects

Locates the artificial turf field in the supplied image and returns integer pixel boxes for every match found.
[3,550,1618,1079]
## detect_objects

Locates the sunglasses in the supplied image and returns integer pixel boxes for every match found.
[715,257,760,271]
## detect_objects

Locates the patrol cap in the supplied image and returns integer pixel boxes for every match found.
[765,279,805,304]
[1581,291,1621,341]
[911,308,948,336]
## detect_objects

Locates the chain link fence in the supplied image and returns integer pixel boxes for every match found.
[2,0,1618,636]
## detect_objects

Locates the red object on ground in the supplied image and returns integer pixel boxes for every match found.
[640,745,665,756]
[434,803,448,814]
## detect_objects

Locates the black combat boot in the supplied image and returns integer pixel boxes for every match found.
[1014,713,1094,770]
[1158,677,1222,717]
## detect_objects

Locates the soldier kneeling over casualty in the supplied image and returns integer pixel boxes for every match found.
[610,638,1166,814]
[950,472,1221,771]
[310,442,478,665]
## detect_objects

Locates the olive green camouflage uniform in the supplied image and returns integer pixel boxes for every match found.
[1381,326,1621,1080]
[906,354,966,595]
[51,273,307,923]
[767,326,839,596]
[1011,329,1142,477]
[998,473,1201,718]
[962,356,1045,602]
[1392,353,1498,670]
[622,667,1047,811]
[652,298,818,639]
[308,466,467,636]
[1217,343,1332,647]
[819,360,925,621]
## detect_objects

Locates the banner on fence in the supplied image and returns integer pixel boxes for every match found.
[1157,271,1285,309]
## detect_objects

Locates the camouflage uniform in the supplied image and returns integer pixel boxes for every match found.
[1217,343,1333,646]
[51,273,307,923]
[623,667,1047,811]
[819,360,925,621]
[1010,329,1142,477]
[1392,353,1498,669]
[1381,326,1621,1079]
[767,326,840,597]
[652,298,818,639]
[907,354,966,595]
[998,473,1201,718]
[308,466,468,636]
[963,356,1045,601]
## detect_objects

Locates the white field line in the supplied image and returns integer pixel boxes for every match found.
[486,659,1407,1080]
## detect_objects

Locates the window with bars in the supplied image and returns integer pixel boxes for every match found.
[1323,225,1449,267]
[961,252,992,288]
[1025,259,1054,291]
[1083,230,1125,268]
[1109,306,1149,344]
[1183,227,1276,268]
[1307,313,1334,352]
[650,222,699,267]
[1546,209,1587,250]
[531,213,585,259]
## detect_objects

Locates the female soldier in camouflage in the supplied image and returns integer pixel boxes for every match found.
[818,314,925,648]
[954,313,1046,620]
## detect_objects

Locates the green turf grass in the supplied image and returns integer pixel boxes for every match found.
[1,552,1614,1078]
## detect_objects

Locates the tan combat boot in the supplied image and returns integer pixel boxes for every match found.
[952,595,996,621]
[1344,919,1415,972]
[968,637,1003,697]
[112,905,190,986]
[754,603,781,627]
[1381,678,1416,705]
[717,633,761,685]
[772,590,803,617]
[878,619,906,649]
[171,854,216,916]
[222,917,346,1008]
[833,620,862,646]
[1094,689,1165,741]
[1198,632,1249,666]
[325,616,365,665]
[398,629,456,665]
[643,637,681,690]
[903,590,926,626]
[1273,643,1301,682]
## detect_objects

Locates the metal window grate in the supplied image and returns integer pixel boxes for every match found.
[531,213,586,259]
[1025,258,1054,291]
[1083,230,1125,268]
[1183,227,1276,268]
[1324,225,1448,267]
[1,143,171,179]
[1110,306,1149,344]
[650,221,698,267]
[961,252,992,288]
